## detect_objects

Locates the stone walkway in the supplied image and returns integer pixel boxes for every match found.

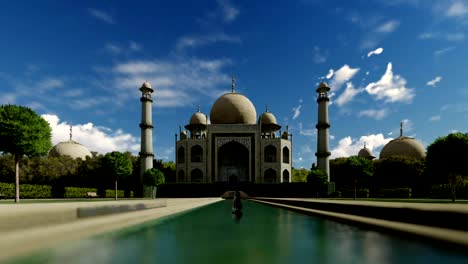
[0,198,222,262]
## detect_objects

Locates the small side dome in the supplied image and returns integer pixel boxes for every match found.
[48,140,92,160]
[190,112,208,125]
[142,81,152,89]
[316,81,330,93]
[380,137,426,159]
[259,112,277,125]
[358,146,375,160]
[259,107,281,132]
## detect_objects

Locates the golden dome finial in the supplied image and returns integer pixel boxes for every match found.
[231,75,235,93]
[197,104,200,112]
[400,121,403,137]
[69,125,72,140]
[265,104,269,112]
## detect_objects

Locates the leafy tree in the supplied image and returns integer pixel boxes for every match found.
[153,159,176,183]
[373,156,425,193]
[0,105,52,202]
[102,151,133,200]
[143,168,165,198]
[292,167,310,182]
[426,132,468,202]
[307,169,328,197]
[344,156,373,200]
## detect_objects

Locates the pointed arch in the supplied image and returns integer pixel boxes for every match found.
[191,145,203,163]
[191,168,203,183]
[264,168,277,183]
[177,147,185,164]
[283,147,290,164]
[282,169,290,183]
[264,145,277,162]
[177,170,185,182]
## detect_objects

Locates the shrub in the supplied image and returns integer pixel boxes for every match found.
[64,187,98,198]
[340,189,370,198]
[105,189,125,198]
[0,182,52,198]
[430,184,468,199]
[377,188,412,198]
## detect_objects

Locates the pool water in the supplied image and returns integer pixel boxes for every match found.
[10,200,468,264]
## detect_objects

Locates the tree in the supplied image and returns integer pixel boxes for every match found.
[0,105,52,202]
[307,169,328,197]
[344,156,373,200]
[426,132,468,202]
[292,167,310,182]
[143,168,165,199]
[373,156,425,191]
[102,151,133,200]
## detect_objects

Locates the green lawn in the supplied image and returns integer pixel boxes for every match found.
[0,198,152,204]
[327,198,468,204]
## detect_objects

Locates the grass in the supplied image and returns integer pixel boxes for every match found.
[0,198,152,204]
[326,198,468,204]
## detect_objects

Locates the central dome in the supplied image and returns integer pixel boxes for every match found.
[379,136,426,159]
[210,93,257,124]
[48,140,92,160]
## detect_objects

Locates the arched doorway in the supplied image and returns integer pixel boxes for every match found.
[283,147,290,164]
[191,145,203,163]
[217,141,249,182]
[264,145,277,162]
[191,168,203,183]
[177,170,185,183]
[177,147,185,163]
[264,168,277,183]
[283,169,290,183]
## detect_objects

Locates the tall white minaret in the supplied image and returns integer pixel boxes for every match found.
[315,82,331,184]
[139,81,154,192]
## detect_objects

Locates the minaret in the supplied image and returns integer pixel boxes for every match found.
[315,82,332,188]
[139,81,154,196]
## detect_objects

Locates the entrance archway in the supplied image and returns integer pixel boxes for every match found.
[217,141,249,182]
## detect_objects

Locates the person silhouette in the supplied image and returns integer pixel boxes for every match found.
[232,190,243,221]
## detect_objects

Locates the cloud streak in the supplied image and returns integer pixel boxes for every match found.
[427,76,442,87]
[88,8,115,24]
[329,65,360,91]
[365,62,414,103]
[367,47,384,57]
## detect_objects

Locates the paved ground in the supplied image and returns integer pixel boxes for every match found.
[0,198,222,262]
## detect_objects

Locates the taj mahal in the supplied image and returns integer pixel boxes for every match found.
[175,77,292,184]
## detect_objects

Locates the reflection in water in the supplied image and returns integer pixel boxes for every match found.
[10,200,468,264]
[231,190,243,222]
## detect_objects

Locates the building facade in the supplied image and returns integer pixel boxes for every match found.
[175,81,292,184]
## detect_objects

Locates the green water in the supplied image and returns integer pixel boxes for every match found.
[10,200,468,264]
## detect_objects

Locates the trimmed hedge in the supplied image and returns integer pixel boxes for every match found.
[340,189,370,198]
[0,182,132,199]
[0,182,52,198]
[430,184,468,199]
[376,188,412,198]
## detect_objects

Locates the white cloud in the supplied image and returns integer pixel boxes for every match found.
[217,0,239,22]
[420,32,465,41]
[292,105,302,120]
[434,47,455,56]
[446,1,468,17]
[42,114,140,155]
[0,93,16,104]
[326,69,334,79]
[446,33,465,41]
[176,33,241,50]
[105,44,122,54]
[335,82,363,106]
[88,9,115,24]
[329,65,360,91]
[129,41,142,51]
[37,78,64,92]
[429,115,441,122]
[367,47,384,57]
[108,57,232,107]
[358,108,389,120]
[313,46,328,63]
[298,122,316,136]
[330,133,392,159]
[376,20,400,33]
[365,62,414,103]
[330,135,335,140]
[366,71,370,75]
[427,76,442,87]
[419,33,434,39]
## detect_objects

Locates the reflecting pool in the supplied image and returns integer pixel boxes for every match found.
[10,200,468,264]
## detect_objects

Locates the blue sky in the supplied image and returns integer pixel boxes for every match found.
[1,0,467,168]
